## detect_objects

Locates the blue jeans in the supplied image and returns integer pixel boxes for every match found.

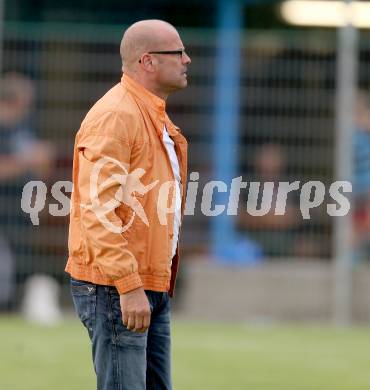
[70,278,172,390]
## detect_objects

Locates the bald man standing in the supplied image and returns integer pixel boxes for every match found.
[66,20,191,390]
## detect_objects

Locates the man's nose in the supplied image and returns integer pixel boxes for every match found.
[183,53,191,65]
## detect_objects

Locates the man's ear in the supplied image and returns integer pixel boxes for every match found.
[140,54,156,72]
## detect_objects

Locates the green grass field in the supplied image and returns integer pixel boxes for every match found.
[1,317,370,390]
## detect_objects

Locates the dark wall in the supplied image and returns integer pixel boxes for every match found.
[5,0,284,29]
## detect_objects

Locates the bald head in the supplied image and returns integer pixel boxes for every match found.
[120,20,179,72]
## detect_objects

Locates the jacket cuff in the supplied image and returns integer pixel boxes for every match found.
[114,272,143,294]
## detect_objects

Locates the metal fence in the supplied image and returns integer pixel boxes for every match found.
[0,22,369,311]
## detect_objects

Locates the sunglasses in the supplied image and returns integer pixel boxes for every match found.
[138,49,186,63]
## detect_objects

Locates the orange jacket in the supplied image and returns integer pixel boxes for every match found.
[65,74,188,296]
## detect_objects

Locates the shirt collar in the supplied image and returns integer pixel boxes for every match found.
[121,73,166,113]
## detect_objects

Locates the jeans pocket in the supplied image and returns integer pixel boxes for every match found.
[70,278,96,338]
[108,290,148,349]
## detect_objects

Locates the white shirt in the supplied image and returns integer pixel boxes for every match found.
[162,126,182,260]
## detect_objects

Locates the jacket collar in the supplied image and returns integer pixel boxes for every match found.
[121,73,166,114]
[121,74,184,140]
[164,114,182,138]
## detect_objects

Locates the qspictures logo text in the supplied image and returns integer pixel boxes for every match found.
[21,157,352,233]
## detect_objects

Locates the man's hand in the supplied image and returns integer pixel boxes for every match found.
[120,287,151,333]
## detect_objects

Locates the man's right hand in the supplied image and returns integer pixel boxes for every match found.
[120,287,151,333]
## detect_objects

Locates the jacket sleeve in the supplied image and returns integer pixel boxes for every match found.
[76,112,143,294]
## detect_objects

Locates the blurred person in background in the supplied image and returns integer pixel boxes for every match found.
[0,72,54,310]
[66,20,190,390]
[353,91,370,261]
[238,143,305,257]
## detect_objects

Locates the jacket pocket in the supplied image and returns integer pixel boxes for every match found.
[117,195,150,271]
